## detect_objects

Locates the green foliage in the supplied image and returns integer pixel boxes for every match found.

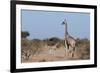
[21,31,30,38]
[45,37,61,46]
[48,37,61,42]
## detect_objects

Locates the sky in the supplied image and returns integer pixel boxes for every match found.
[21,9,90,40]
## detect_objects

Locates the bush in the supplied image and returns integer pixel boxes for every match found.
[76,38,90,59]
[76,38,90,48]
[21,31,30,38]
[21,39,32,61]
[46,37,61,46]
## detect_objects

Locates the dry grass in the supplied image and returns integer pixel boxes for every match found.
[21,38,90,63]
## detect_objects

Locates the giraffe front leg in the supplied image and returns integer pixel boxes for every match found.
[64,43,69,56]
[64,48,69,57]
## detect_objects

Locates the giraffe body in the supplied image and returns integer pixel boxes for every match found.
[62,19,76,57]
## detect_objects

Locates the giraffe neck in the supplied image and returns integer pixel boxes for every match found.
[65,21,69,38]
[65,33,69,40]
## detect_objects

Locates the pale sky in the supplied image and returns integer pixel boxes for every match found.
[21,9,90,40]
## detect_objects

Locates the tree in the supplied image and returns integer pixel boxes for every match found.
[48,37,61,43]
[21,31,30,38]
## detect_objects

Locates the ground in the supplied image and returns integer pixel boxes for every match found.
[22,46,89,63]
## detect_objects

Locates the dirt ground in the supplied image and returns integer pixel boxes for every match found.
[22,47,89,63]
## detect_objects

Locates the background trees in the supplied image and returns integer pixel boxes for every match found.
[21,31,30,38]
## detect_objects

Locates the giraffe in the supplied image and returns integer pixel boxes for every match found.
[62,19,76,57]
[45,38,60,56]
[47,42,60,56]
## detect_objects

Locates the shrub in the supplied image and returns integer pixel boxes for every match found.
[21,31,30,38]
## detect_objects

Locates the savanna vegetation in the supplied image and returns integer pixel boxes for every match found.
[21,31,90,63]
